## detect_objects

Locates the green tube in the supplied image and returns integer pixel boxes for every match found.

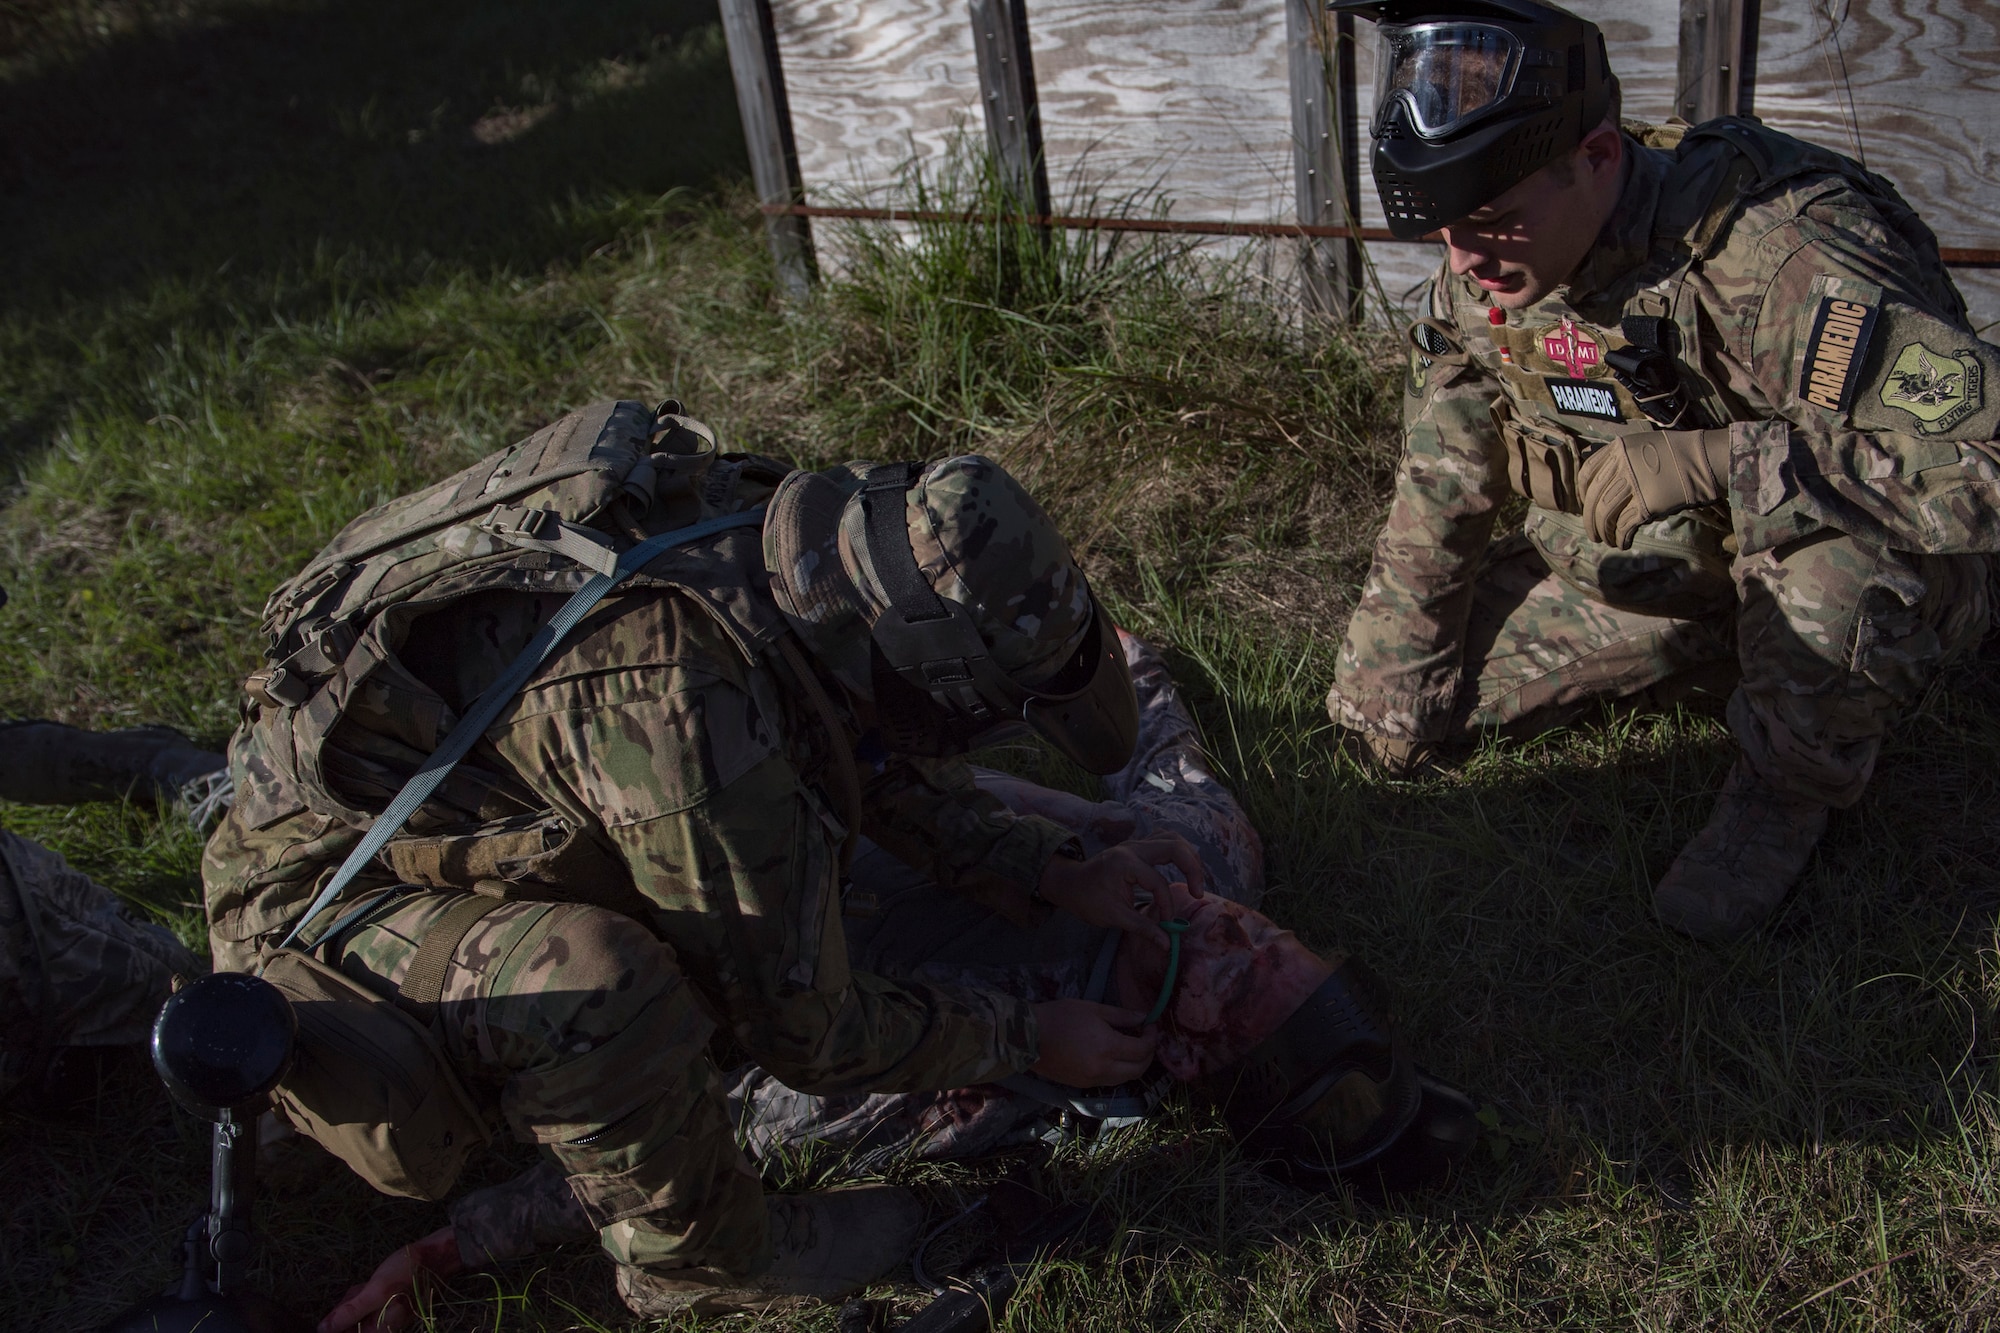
[1143,919,1192,1026]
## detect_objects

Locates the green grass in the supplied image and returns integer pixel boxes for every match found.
[5,2,2000,1330]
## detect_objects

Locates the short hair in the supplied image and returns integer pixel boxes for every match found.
[1541,74,1623,188]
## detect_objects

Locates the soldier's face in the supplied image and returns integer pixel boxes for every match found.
[1438,123,1626,310]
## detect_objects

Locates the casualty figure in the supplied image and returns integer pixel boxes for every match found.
[202,401,1471,1326]
[320,627,1477,1329]
[1325,0,2000,939]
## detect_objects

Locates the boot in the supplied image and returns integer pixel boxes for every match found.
[1653,756,1829,942]
[615,1185,924,1318]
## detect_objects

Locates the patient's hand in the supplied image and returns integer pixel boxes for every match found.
[1035,833,1206,938]
[319,1226,464,1333]
[1029,999,1158,1087]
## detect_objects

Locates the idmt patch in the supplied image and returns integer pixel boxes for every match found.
[1798,296,1878,412]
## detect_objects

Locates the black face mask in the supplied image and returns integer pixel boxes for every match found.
[1332,0,1613,238]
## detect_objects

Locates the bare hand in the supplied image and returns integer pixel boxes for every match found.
[1036,834,1206,939]
[1030,999,1159,1087]
[318,1226,463,1333]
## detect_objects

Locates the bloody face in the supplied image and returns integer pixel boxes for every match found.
[1113,887,1333,1082]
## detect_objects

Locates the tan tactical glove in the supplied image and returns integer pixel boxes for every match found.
[1356,733,1437,779]
[1577,427,1733,548]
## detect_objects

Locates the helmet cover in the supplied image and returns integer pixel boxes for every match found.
[765,456,1139,773]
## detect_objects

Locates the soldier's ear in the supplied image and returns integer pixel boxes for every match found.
[1579,122,1623,185]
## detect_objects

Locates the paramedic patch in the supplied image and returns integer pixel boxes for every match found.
[1798,296,1879,413]
[1547,377,1623,421]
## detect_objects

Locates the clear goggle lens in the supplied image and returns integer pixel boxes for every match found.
[1373,23,1522,139]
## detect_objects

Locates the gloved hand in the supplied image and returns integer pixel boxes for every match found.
[1356,733,1437,779]
[1577,427,1733,548]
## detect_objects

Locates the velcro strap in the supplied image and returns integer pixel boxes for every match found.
[859,463,948,622]
[398,894,504,1022]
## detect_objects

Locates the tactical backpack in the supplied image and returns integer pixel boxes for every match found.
[244,400,796,921]
[239,400,809,1200]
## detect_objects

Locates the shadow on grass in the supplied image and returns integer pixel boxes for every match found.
[1214,665,2000,1169]
[0,0,748,469]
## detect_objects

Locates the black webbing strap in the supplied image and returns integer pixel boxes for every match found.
[397,894,504,1023]
[859,463,949,623]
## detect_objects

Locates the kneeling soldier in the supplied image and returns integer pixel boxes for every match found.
[205,403,1197,1317]
[1326,0,1998,939]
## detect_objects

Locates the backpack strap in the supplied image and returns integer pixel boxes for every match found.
[277,505,768,951]
[397,893,505,1022]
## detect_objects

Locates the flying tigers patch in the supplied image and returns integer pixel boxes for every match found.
[1878,341,1983,434]
[1546,377,1623,422]
[1798,296,1879,413]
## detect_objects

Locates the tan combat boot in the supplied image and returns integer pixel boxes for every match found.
[615,1184,924,1318]
[1653,757,1829,942]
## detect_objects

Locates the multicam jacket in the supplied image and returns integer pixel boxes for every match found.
[1331,117,2000,740]
[204,403,1070,1095]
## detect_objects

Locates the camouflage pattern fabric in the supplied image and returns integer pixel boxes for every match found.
[448,632,1263,1262]
[1331,120,1998,802]
[725,631,1265,1171]
[766,455,1096,698]
[324,890,768,1275]
[0,830,200,1102]
[206,460,1109,1278]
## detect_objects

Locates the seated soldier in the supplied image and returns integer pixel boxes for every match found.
[319,631,1476,1330]
[206,407,1241,1322]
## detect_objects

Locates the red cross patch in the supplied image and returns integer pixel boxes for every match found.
[1541,318,1601,377]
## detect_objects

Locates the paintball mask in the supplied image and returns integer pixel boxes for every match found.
[1332,0,1614,237]
[765,456,1139,774]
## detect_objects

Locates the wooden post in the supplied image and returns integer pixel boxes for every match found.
[1288,0,1363,322]
[718,0,816,297]
[969,0,1051,217]
[1676,0,1760,123]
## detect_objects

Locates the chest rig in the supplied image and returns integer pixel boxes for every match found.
[1426,117,1940,611]
[241,401,819,922]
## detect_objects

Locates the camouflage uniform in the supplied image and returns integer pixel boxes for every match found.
[0,721,218,1106]
[446,629,1265,1265]
[204,426,1095,1280]
[1330,119,1997,808]
[0,831,201,1103]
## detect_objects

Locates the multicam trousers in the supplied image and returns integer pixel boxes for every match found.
[1449,527,1992,807]
[326,891,767,1275]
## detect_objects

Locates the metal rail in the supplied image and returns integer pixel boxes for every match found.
[760,203,2000,267]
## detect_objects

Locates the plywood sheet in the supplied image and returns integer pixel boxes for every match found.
[1753,0,2000,330]
[1026,0,1293,224]
[768,0,984,206]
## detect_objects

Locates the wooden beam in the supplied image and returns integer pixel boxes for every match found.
[718,0,816,297]
[1288,0,1364,323]
[1676,0,1760,124]
[968,0,1051,217]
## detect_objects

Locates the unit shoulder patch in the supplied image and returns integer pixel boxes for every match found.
[1878,342,1983,434]
[1546,377,1624,422]
[1797,296,1878,413]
